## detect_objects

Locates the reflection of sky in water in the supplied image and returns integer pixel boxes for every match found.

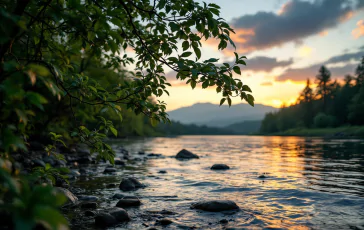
[74,136,364,229]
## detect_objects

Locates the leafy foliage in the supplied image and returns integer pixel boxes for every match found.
[0,0,252,228]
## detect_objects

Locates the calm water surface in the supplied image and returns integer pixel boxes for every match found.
[73,136,364,229]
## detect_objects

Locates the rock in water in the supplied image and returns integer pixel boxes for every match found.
[119,177,145,191]
[175,149,199,159]
[159,218,173,226]
[191,200,239,212]
[211,164,230,170]
[95,208,130,227]
[116,198,141,208]
[54,187,78,205]
[95,213,118,227]
[104,167,117,173]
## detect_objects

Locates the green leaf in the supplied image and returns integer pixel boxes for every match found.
[227,97,232,107]
[246,94,255,106]
[182,41,189,51]
[233,66,241,75]
[241,85,252,92]
[109,126,118,137]
[202,81,209,89]
[220,98,226,106]
[192,46,201,59]
[26,92,48,110]
[181,52,192,57]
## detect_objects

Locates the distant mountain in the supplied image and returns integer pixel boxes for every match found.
[168,102,278,127]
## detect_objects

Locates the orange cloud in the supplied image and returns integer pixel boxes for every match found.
[352,20,364,39]
[319,30,328,37]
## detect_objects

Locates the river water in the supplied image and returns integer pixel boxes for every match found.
[73,136,364,229]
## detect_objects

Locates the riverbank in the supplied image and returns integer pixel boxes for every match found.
[260,126,364,137]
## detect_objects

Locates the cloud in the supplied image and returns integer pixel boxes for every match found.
[229,0,363,53]
[352,20,364,38]
[243,56,293,72]
[276,51,364,82]
[260,81,273,86]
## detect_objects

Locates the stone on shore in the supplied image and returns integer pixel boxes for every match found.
[175,149,199,159]
[191,200,239,212]
[211,164,230,170]
[54,187,78,205]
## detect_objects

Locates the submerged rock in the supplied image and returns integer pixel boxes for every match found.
[54,187,78,205]
[119,177,145,191]
[191,200,239,212]
[116,198,141,208]
[258,175,266,179]
[104,166,117,173]
[95,208,130,227]
[175,149,199,159]
[114,158,125,165]
[158,170,167,174]
[211,164,230,170]
[158,218,173,225]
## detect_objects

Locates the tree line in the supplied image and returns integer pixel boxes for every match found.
[261,57,364,133]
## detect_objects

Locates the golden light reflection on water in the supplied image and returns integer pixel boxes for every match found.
[82,136,364,229]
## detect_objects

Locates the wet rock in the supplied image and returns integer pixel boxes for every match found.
[160,210,177,215]
[119,177,145,191]
[148,153,163,158]
[114,158,125,165]
[219,219,228,224]
[68,170,81,179]
[191,200,239,212]
[95,213,118,227]
[54,187,78,205]
[95,208,130,227]
[33,159,46,168]
[158,170,167,174]
[175,149,199,159]
[258,175,266,179]
[138,151,145,155]
[84,210,96,217]
[79,168,88,174]
[211,164,230,170]
[104,166,117,173]
[116,198,141,208]
[80,202,97,209]
[158,218,173,226]
[77,195,99,202]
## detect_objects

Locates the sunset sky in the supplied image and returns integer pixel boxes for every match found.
[157,0,364,110]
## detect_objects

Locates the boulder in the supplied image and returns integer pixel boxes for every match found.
[116,198,141,208]
[175,149,199,159]
[54,187,78,205]
[211,164,230,170]
[119,177,145,191]
[191,200,239,212]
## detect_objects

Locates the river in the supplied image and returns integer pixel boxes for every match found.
[72,136,364,229]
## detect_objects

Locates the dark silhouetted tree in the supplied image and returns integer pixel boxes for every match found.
[315,66,332,113]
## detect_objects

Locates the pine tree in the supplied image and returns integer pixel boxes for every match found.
[315,66,332,113]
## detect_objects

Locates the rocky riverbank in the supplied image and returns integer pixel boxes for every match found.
[14,142,243,229]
